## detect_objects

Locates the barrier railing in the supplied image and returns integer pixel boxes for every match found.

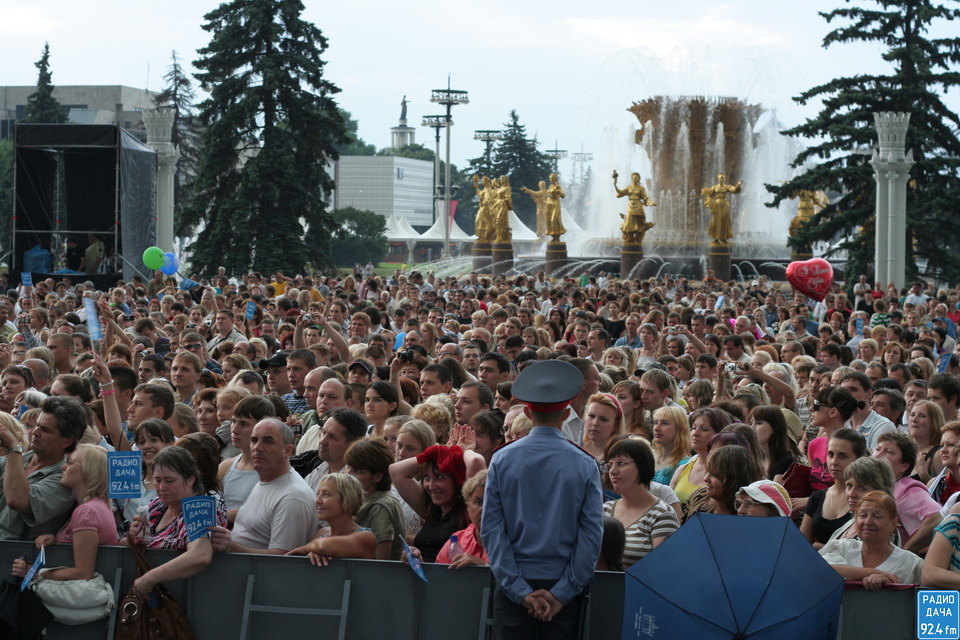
[0,541,915,639]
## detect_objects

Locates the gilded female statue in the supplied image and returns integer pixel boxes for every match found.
[544,173,566,240]
[473,175,495,243]
[702,173,742,244]
[613,170,655,244]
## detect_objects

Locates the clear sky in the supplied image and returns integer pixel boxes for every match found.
[3,0,948,174]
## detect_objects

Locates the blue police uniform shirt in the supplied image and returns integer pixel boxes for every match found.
[482,426,603,605]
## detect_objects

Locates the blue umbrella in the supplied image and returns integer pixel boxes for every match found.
[623,513,843,639]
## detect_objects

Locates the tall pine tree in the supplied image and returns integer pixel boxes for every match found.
[154,51,201,241]
[487,110,553,232]
[768,0,960,284]
[183,0,347,275]
[22,43,67,124]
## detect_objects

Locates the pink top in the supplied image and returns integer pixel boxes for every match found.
[55,499,119,546]
[807,437,832,491]
[435,523,488,564]
[895,476,941,542]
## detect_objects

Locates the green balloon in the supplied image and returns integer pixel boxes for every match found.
[143,246,164,270]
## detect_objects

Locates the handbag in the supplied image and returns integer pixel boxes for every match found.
[115,537,195,640]
[780,462,812,499]
[30,567,115,625]
[0,578,54,640]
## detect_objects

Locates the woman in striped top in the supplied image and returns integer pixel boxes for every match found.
[602,437,680,568]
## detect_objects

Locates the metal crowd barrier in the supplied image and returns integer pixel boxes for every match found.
[0,542,915,639]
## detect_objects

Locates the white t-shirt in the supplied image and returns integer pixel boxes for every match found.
[232,468,318,551]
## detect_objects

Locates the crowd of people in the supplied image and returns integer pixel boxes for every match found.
[3,266,960,633]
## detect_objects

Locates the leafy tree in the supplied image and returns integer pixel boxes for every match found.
[767,0,960,284]
[183,0,347,276]
[154,51,202,239]
[336,108,376,156]
[22,43,67,124]
[487,110,554,232]
[329,207,386,266]
[378,143,434,161]
[0,139,12,253]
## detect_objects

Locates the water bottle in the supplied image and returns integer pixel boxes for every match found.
[449,534,465,559]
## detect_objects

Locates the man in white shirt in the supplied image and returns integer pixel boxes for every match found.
[211,419,318,554]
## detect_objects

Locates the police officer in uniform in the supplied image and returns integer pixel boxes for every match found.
[482,359,603,639]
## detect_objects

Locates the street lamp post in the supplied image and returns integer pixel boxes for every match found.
[430,78,469,258]
[421,115,446,228]
[473,129,503,175]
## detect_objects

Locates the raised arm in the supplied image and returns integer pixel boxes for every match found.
[389,457,428,517]
[91,354,131,451]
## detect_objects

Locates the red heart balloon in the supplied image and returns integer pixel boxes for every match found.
[786,258,834,302]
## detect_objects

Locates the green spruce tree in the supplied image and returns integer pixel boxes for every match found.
[154,51,202,240]
[767,0,960,284]
[335,109,376,156]
[183,0,347,275]
[22,43,67,124]
[489,110,554,233]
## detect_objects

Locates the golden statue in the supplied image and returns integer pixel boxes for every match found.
[613,170,656,245]
[544,173,566,240]
[702,173,742,244]
[473,174,495,244]
[493,175,513,244]
[789,189,829,238]
[521,180,548,238]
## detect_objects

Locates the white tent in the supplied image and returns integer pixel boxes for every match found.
[383,214,422,242]
[560,206,582,232]
[508,211,539,242]
[421,215,476,241]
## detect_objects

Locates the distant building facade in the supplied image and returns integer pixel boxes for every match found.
[0,85,159,140]
[333,156,434,228]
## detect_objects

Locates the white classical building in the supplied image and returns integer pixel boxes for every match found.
[333,156,434,228]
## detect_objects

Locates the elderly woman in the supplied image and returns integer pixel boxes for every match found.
[736,480,792,517]
[344,438,406,560]
[603,437,679,568]
[820,491,923,589]
[287,473,377,566]
[122,447,221,596]
[583,393,626,461]
[827,456,897,542]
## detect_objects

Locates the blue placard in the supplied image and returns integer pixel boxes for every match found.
[108,451,142,499]
[20,546,44,591]
[20,272,32,288]
[244,300,256,320]
[918,590,960,639]
[179,277,200,291]
[855,317,864,336]
[399,536,429,583]
[83,297,104,341]
[182,496,217,542]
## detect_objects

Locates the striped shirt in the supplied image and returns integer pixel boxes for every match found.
[603,498,680,568]
[934,513,960,572]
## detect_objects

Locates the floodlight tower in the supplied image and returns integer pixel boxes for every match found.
[545,141,568,175]
[430,78,469,257]
[473,129,503,175]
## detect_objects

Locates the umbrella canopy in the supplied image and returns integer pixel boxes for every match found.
[624,513,843,640]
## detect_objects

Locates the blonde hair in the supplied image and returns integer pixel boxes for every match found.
[652,405,691,467]
[75,443,109,502]
[411,397,454,442]
[216,386,251,406]
[320,473,365,517]
[584,393,626,445]
[0,414,27,449]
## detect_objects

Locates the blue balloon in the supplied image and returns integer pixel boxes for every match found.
[160,252,180,275]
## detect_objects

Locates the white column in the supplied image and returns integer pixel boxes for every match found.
[872,112,913,289]
[142,107,181,252]
[871,156,889,287]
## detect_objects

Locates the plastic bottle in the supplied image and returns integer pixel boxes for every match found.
[449,534,465,559]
